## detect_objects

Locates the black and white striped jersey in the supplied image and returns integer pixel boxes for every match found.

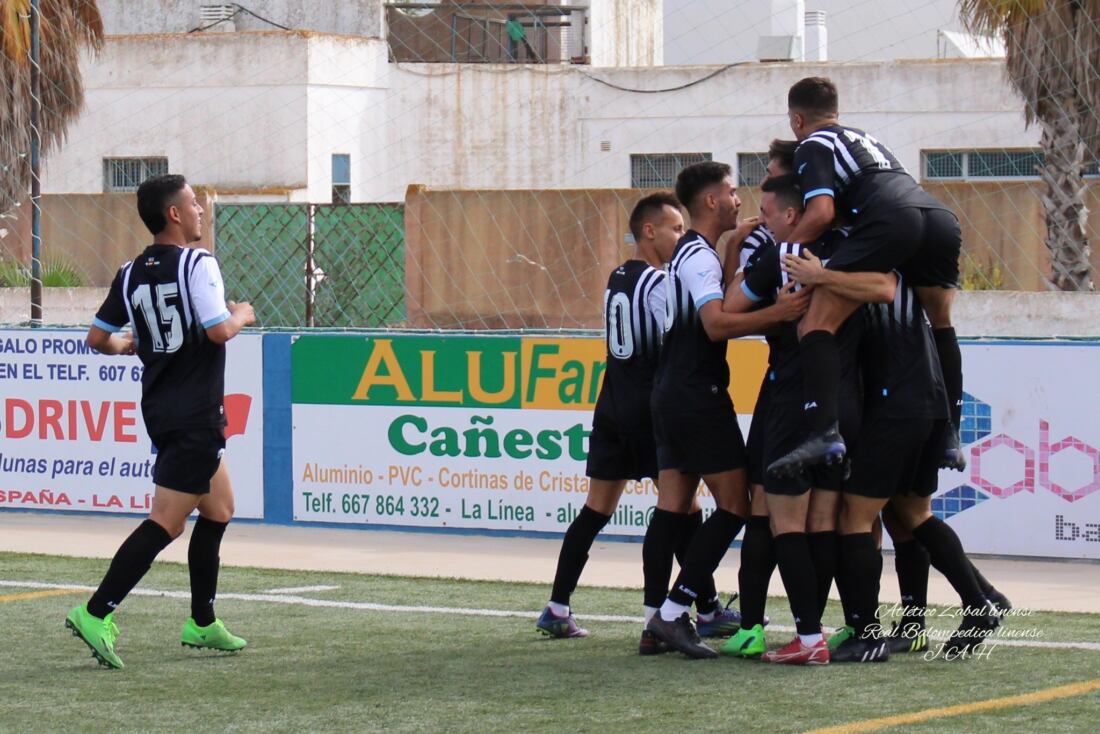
[592,260,666,434]
[741,231,862,397]
[794,123,945,217]
[860,272,949,419]
[94,244,230,433]
[655,230,729,390]
[601,259,666,384]
[738,225,776,274]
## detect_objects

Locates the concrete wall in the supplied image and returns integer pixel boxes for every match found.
[4,286,1099,337]
[663,0,965,65]
[45,22,1035,198]
[589,0,663,66]
[0,192,215,287]
[43,30,1036,203]
[97,0,384,37]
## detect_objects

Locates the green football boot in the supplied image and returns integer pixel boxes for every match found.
[65,604,124,670]
[181,618,247,652]
[827,625,855,651]
[720,623,767,658]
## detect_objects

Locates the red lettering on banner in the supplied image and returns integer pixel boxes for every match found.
[5,399,33,438]
[81,401,109,441]
[114,402,137,443]
[39,399,64,439]
[3,398,140,442]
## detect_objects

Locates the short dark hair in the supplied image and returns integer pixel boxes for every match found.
[136,174,188,235]
[760,173,803,212]
[767,139,798,174]
[629,192,681,241]
[788,76,838,121]
[674,161,732,212]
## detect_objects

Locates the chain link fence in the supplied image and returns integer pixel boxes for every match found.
[215,203,405,329]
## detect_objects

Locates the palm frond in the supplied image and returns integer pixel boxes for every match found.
[0,0,103,215]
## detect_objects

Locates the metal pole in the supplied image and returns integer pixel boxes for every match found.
[29,0,42,326]
[305,204,315,328]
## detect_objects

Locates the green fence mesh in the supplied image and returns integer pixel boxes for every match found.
[215,203,404,328]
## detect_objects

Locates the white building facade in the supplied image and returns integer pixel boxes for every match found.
[41,1,1032,203]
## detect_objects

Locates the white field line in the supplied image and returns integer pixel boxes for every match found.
[263,585,341,594]
[5,579,1098,652]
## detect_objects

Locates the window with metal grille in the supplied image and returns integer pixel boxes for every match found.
[332,154,351,204]
[923,149,1099,180]
[630,153,712,189]
[103,157,169,192]
[737,152,769,187]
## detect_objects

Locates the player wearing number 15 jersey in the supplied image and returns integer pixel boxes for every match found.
[66,174,255,669]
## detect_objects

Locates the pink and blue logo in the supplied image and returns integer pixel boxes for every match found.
[933,393,1100,520]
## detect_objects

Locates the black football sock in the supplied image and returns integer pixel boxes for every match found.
[970,561,998,600]
[800,330,840,431]
[893,539,930,628]
[550,506,611,607]
[87,519,173,619]
[189,516,230,627]
[933,327,963,427]
[667,510,745,607]
[838,533,882,636]
[643,508,684,609]
[677,511,718,614]
[807,530,838,619]
[912,516,987,611]
[774,532,822,636]
[737,516,776,628]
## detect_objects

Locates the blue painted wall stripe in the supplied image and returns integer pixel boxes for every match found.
[262,334,294,524]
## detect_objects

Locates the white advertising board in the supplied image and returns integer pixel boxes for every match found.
[290,335,1100,559]
[0,330,264,518]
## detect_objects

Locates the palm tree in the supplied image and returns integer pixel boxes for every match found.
[1,0,103,215]
[960,0,1100,291]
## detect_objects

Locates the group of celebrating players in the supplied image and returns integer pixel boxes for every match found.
[537,76,1011,665]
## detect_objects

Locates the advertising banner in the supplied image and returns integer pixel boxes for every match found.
[0,330,265,518]
[291,332,762,535]
[291,334,1100,559]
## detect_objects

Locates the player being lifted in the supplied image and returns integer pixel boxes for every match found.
[65,175,255,669]
[769,77,966,479]
[644,162,809,659]
[784,240,1002,662]
[537,193,740,649]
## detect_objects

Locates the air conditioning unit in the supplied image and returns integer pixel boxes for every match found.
[757,35,800,62]
[200,4,237,32]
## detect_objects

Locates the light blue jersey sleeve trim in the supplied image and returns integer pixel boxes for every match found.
[92,317,122,333]
[202,311,231,329]
[804,188,835,202]
[695,292,722,309]
[740,281,764,303]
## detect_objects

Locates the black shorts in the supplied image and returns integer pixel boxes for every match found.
[909,419,947,498]
[586,420,658,481]
[652,382,747,475]
[826,206,960,289]
[762,392,859,496]
[746,375,772,486]
[845,413,934,499]
[150,426,226,494]
[898,208,961,289]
